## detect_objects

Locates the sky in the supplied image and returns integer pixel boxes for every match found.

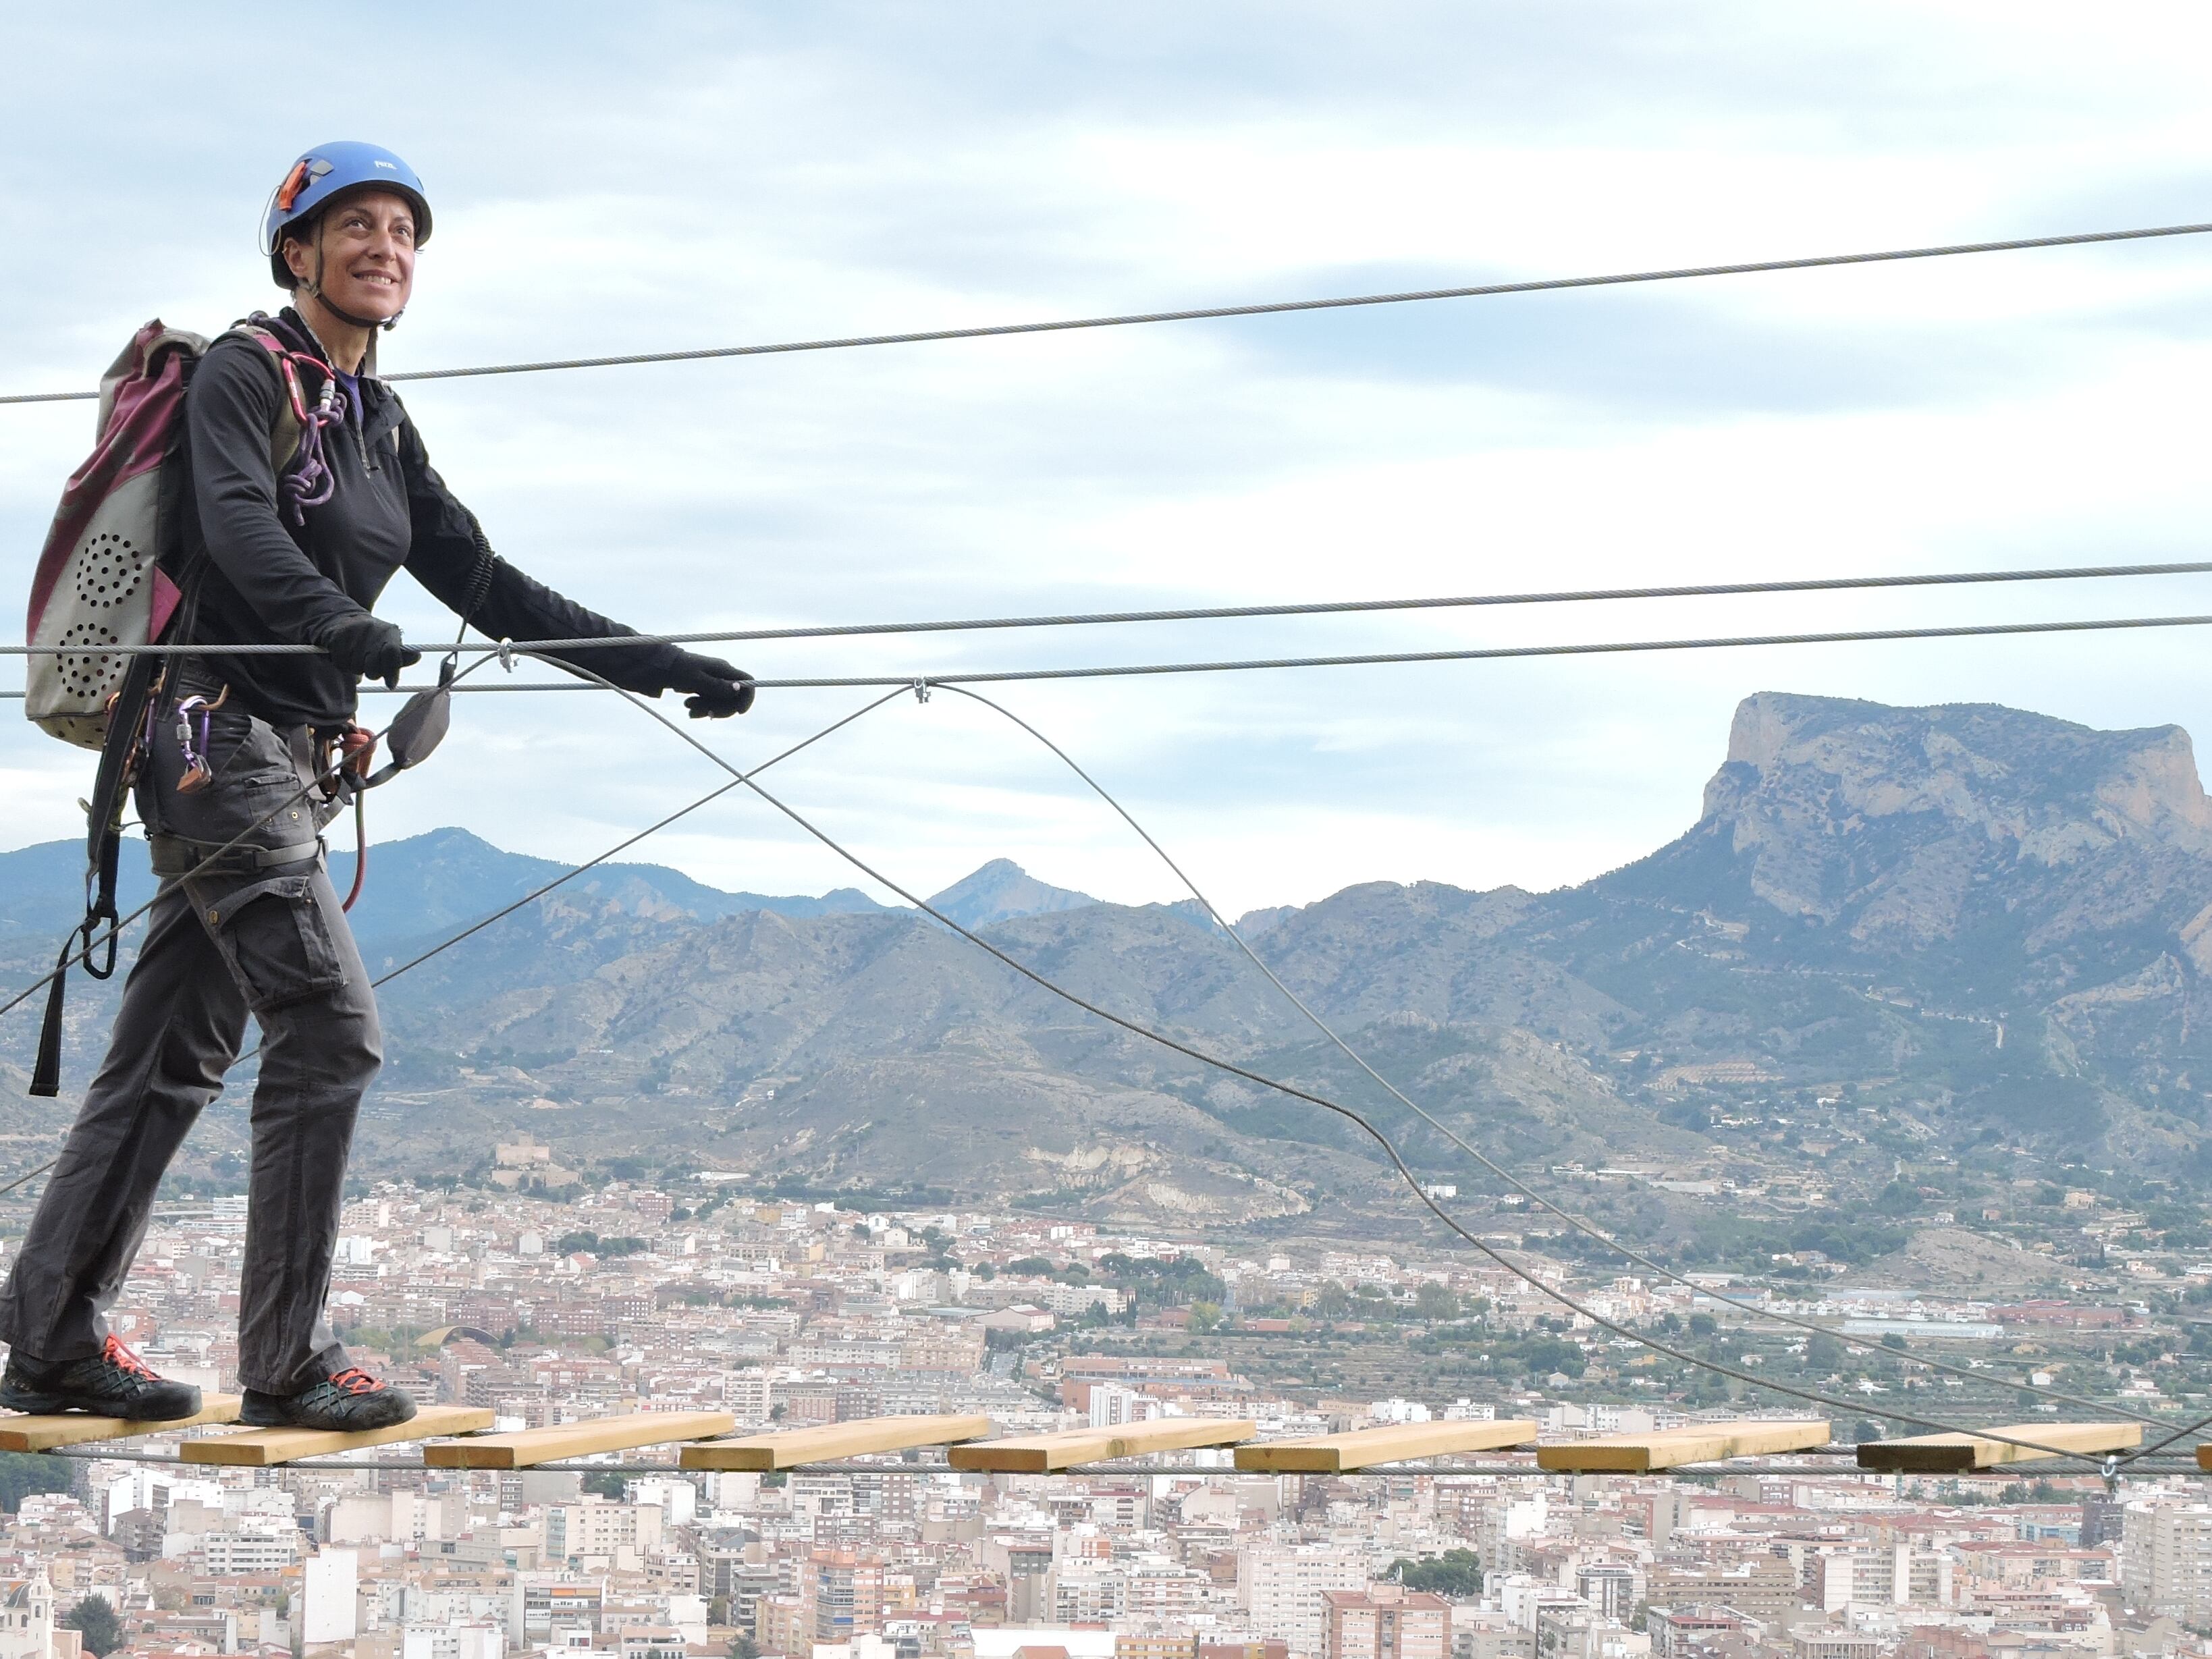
[5,1,2212,917]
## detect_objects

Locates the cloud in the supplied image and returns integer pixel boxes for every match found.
[7,0,2212,927]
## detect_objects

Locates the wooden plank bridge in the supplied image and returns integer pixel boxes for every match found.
[0,1405,2171,1475]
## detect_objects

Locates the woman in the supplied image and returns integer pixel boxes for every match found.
[0,142,755,1432]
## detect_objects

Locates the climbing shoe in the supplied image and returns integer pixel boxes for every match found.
[240,1367,416,1432]
[0,1335,204,1420]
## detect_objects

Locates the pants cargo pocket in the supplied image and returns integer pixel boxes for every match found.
[193,875,346,1014]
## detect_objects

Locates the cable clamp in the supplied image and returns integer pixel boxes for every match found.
[497,639,516,674]
[2102,1454,2122,1496]
[911,679,932,704]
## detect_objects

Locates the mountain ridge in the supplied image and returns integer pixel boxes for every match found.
[11,690,2212,1231]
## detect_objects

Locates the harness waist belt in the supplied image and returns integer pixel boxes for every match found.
[148,834,324,878]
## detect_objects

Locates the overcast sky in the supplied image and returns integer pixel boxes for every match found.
[6,2,2212,916]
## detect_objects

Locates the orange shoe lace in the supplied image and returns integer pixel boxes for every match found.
[327,1367,386,1394]
[101,1334,160,1380]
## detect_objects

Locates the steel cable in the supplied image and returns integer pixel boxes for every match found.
[543,652,2097,1465]
[713,612,2212,686]
[0,688,909,1203]
[0,667,2174,1462]
[11,610,2210,704]
[0,651,498,1029]
[6,217,2209,404]
[938,684,2182,1441]
[7,559,2211,657]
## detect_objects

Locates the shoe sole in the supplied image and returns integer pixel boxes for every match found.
[238,1400,417,1432]
[0,1384,203,1420]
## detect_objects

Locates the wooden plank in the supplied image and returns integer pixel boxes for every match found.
[1235,1417,1539,1473]
[1537,1419,1830,1473]
[1859,1422,2140,1474]
[182,1405,494,1467]
[950,1418,1256,1474]
[682,1413,992,1471]
[0,1395,245,1454]
[424,1409,736,1469]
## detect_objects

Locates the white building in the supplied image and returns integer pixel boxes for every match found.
[545,1498,664,1565]
[402,1622,505,1659]
[1089,1384,1164,1427]
[1241,1545,1368,1652]
[198,1527,305,1575]
[628,1478,697,1527]
[2124,1501,2212,1622]
[303,1548,359,1647]
[0,1573,53,1659]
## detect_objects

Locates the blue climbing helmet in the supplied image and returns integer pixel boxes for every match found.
[261,142,433,288]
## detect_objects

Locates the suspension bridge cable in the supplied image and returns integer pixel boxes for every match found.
[537,651,2092,1463]
[637,611,2212,688]
[5,604,2211,705]
[223,686,909,1070]
[0,651,501,1031]
[0,1161,56,1203]
[940,684,2180,1436]
[9,607,2191,696]
[0,689,909,1212]
[13,609,2212,709]
[9,558,2212,657]
[0,665,2109,1460]
[0,659,504,1195]
[7,217,2209,406]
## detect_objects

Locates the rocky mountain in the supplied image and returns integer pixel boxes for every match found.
[10,690,2212,1232]
[1550,693,2212,1164]
[0,826,892,955]
[925,858,1097,929]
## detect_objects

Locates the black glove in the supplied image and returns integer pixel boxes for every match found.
[666,651,757,718]
[319,613,421,689]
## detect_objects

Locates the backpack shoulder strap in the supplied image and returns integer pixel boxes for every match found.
[219,323,315,477]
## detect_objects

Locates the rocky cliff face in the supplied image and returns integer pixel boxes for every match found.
[1557,692,2212,1166]
[1587,694,2212,981]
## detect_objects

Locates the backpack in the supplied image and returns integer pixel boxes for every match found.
[24,317,329,1097]
[25,318,319,747]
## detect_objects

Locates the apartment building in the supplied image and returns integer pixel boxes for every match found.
[1241,1548,1368,1652]
[1321,1586,1451,1659]
[2123,1504,2212,1625]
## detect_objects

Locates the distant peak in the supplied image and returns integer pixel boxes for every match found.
[400,825,502,851]
[927,859,1097,930]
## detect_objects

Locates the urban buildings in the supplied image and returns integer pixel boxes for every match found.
[0,1170,2192,1659]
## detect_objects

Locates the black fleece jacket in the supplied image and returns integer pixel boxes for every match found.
[179,308,684,728]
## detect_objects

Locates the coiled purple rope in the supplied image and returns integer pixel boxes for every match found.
[279,379,347,524]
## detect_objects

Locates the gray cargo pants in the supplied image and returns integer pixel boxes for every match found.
[0,687,380,1394]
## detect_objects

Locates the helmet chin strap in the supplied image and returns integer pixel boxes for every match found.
[302,244,404,334]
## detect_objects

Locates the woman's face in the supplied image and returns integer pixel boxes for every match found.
[286,188,418,324]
